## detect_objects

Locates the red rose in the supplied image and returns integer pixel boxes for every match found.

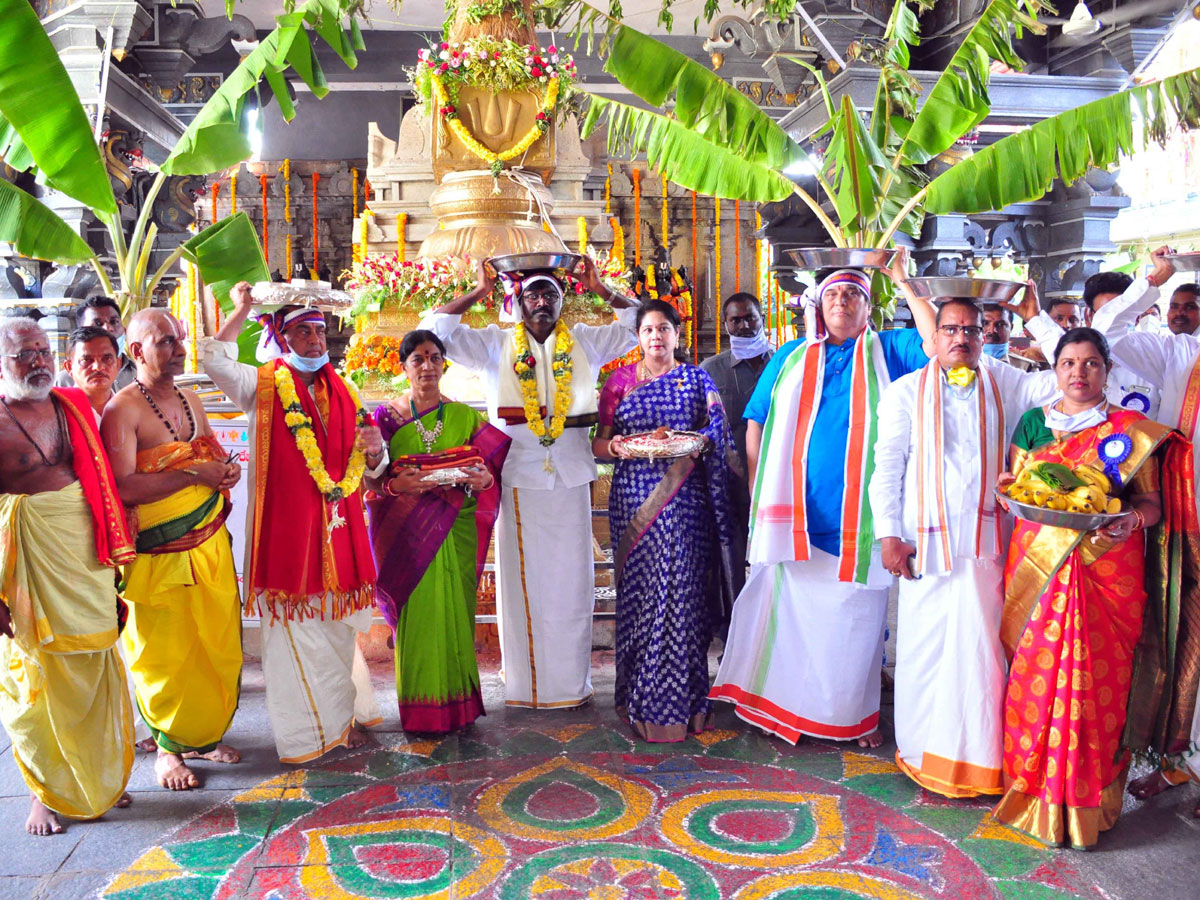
[531,67,543,77]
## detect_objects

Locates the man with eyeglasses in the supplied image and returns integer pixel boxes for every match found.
[0,317,136,835]
[868,298,1056,798]
[55,296,135,392]
[711,255,935,750]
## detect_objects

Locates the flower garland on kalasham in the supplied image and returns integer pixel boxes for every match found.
[412,37,577,178]
[275,364,371,510]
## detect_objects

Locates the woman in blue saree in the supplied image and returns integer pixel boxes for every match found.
[593,300,737,741]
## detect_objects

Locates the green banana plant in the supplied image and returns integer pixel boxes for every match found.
[543,0,1200,250]
[0,0,363,319]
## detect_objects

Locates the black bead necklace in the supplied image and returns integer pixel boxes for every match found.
[136,381,196,441]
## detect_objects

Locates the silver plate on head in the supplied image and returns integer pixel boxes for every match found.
[996,488,1122,532]
[907,277,1024,302]
[1164,252,1200,272]
[249,279,353,311]
[488,253,583,274]
[785,248,897,271]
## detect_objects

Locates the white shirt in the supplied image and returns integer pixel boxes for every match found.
[870,357,1058,559]
[420,310,638,490]
[1024,277,1162,419]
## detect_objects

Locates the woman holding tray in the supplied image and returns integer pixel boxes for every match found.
[365,330,510,733]
[994,326,1194,848]
[593,300,738,741]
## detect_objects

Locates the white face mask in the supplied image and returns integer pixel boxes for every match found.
[286,351,330,373]
[729,328,771,360]
[1045,400,1107,433]
[1135,316,1162,333]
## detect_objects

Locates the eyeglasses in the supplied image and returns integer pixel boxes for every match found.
[937,325,984,340]
[4,348,54,365]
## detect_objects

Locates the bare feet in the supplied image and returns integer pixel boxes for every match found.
[136,737,157,753]
[857,729,884,749]
[346,726,370,750]
[115,793,133,808]
[183,743,241,764]
[26,796,63,836]
[1128,770,1176,800]
[155,750,199,791]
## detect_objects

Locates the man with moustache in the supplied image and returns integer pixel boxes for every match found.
[62,325,122,417]
[55,296,135,392]
[102,309,243,791]
[0,317,136,834]
[869,299,1056,797]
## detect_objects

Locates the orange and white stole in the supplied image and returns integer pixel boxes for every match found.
[913,359,1006,576]
[749,328,890,584]
[1174,352,1200,442]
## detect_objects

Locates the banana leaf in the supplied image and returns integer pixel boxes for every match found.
[893,0,1045,169]
[0,0,116,215]
[162,1,359,176]
[582,96,795,203]
[0,178,96,264]
[926,66,1200,215]
[823,94,888,239]
[182,213,267,364]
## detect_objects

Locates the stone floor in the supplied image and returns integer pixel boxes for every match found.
[2,652,1199,900]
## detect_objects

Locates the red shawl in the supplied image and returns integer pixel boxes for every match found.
[52,387,135,567]
[248,361,376,621]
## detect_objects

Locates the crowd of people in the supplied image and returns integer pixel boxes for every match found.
[1,249,1198,853]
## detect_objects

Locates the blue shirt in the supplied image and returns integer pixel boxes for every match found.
[744,329,928,555]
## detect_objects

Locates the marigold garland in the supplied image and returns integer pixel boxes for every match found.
[755,209,763,296]
[351,167,359,219]
[605,163,612,215]
[282,159,291,223]
[230,171,238,216]
[673,269,694,352]
[396,213,407,262]
[714,197,722,354]
[431,72,558,177]
[210,182,219,223]
[259,174,270,267]
[609,215,625,269]
[577,216,587,254]
[284,235,293,281]
[311,172,321,273]
[190,260,200,374]
[512,320,573,447]
[734,199,741,293]
[691,190,698,364]
[632,167,642,268]
[274,363,371,504]
[661,174,668,250]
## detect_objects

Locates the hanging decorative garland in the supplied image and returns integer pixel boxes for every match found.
[714,197,722,354]
[631,167,642,269]
[755,209,763,298]
[230,171,238,215]
[351,167,359,220]
[190,260,200,374]
[210,182,219,224]
[358,208,373,265]
[577,216,587,254]
[259,174,270,267]
[311,171,321,275]
[282,159,291,222]
[609,215,625,269]
[605,163,612,216]
[691,190,698,364]
[396,212,407,263]
[660,173,668,252]
[284,235,293,281]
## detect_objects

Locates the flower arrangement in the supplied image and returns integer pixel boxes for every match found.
[342,333,406,389]
[412,38,577,111]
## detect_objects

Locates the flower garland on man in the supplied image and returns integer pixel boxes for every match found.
[201,287,386,764]
[420,255,639,710]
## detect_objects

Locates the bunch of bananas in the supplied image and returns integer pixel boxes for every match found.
[1006,462,1120,515]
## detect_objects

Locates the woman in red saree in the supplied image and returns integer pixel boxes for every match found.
[995,327,1177,849]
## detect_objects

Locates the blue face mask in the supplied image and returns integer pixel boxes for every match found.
[287,351,330,373]
[982,342,1009,359]
[116,333,127,357]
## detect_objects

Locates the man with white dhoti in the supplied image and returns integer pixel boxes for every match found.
[422,257,637,708]
[710,260,935,747]
[869,298,1056,797]
[203,286,385,763]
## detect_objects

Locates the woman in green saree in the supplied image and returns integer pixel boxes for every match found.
[365,330,510,732]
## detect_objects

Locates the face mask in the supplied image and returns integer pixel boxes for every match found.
[1044,400,1107,433]
[286,352,329,373]
[982,342,1008,359]
[116,334,127,357]
[729,328,771,360]
[1135,317,1161,333]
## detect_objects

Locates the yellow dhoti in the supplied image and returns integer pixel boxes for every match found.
[123,480,241,753]
[0,483,134,818]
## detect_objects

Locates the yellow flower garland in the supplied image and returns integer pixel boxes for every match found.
[274,364,369,503]
[512,320,573,446]
[432,73,559,176]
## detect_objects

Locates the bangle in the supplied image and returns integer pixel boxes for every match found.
[608,438,619,457]
[1132,508,1146,531]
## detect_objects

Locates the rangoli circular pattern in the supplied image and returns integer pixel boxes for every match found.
[101,727,1114,900]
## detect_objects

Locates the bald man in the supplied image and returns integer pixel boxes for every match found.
[101,310,243,791]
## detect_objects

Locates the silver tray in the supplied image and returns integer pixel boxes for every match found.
[421,467,470,485]
[622,430,706,460]
[907,277,1024,302]
[250,279,353,311]
[1164,252,1200,272]
[785,248,897,271]
[489,253,583,274]
[995,488,1122,532]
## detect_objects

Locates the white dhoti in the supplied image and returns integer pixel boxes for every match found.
[711,549,887,743]
[495,483,594,708]
[894,559,1006,797]
[260,606,380,763]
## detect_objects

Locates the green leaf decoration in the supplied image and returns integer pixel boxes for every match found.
[0,0,116,215]
[582,95,795,202]
[162,1,360,176]
[823,94,889,240]
[926,65,1200,215]
[894,0,1046,168]
[182,213,267,364]
[0,178,95,264]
